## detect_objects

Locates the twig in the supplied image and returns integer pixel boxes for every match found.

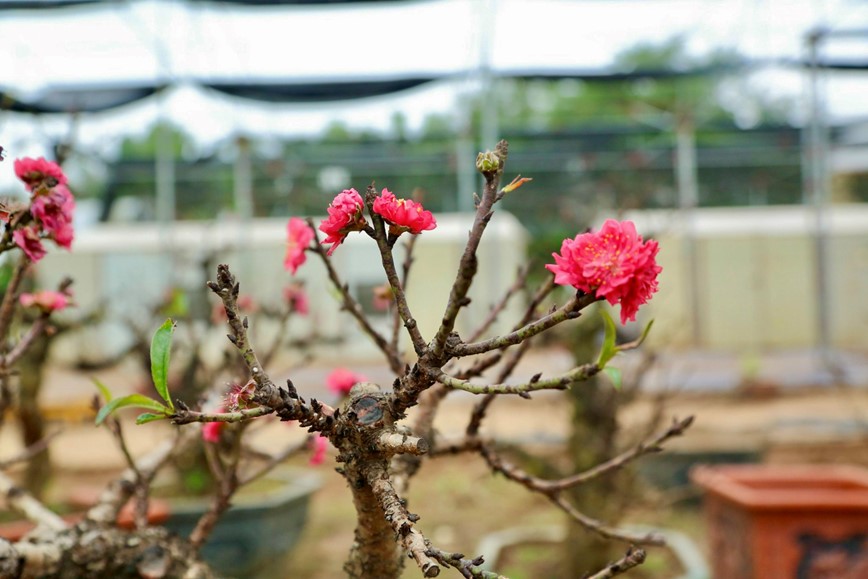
[431,362,599,395]
[0,430,61,470]
[306,219,403,373]
[172,405,275,425]
[585,547,648,579]
[449,292,596,358]
[365,186,428,357]
[426,547,508,579]
[466,264,531,343]
[429,141,509,362]
[391,234,418,352]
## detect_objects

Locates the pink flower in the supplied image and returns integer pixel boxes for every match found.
[318,188,367,256]
[309,434,329,466]
[372,189,436,236]
[13,225,46,262]
[19,290,72,312]
[14,157,67,191]
[31,185,75,249]
[326,368,367,396]
[545,219,661,324]
[285,217,313,274]
[202,420,224,444]
[283,284,309,315]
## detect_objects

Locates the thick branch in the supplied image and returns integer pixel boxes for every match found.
[0,470,66,530]
[365,463,440,577]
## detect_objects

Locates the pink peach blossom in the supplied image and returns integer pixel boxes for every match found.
[14,157,67,191]
[546,219,661,324]
[224,381,256,411]
[31,184,75,249]
[202,408,226,443]
[19,290,72,312]
[13,225,46,262]
[326,368,367,396]
[309,435,329,466]
[318,188,366,255]
[283,284,309,315]
[372,189,436,236]
[284,217,314,274]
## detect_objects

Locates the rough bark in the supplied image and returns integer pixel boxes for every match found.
[0,523,213,579]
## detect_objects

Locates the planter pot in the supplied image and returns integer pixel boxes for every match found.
[691,464,868,579]
[161,468,320,579]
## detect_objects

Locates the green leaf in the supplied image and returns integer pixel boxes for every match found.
[596,309,618,368]
[136,412,169,425]
[92,378,113,403]
[150,319,176,410]
[602,366,623,390]
[95,394,171,426]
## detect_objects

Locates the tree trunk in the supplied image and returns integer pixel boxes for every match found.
[562,315,624,576]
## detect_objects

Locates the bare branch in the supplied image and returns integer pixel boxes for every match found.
[0,470,66,530]
[426,547,508,579]
[429,141,509,362]
[432,362,599,395]
[449,292,597,358]
[172,405,275,425]
[365,187,428,357]
[391,234,418,352]
[585,547,648,579]
[306,218,404,372]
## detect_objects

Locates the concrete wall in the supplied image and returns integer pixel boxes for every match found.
[37,212,528,364]
[624,205,868,351]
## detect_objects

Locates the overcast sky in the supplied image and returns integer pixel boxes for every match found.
[1,0,867,162]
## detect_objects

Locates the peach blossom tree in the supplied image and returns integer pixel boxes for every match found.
[0,142,691,579]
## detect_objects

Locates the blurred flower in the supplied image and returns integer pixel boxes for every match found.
[546,219,661,324]
[319,188,366,256]
[224,380,256,411]
[326,367,367,396]
[202,411,226,444]
[372,189,436,236]
[283,284,309,315]
[285,217,314,274]
[309,434,329,466]
[211,294,257,324]
[14,157,67,191]
[13,225,46,262]
[372,283,393,311]
[31,184,75,249]
[19,289,72,312]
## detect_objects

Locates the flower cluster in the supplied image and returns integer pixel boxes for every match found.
[9,157,75,262]
[546,219,661,324]
[372,189,436,236]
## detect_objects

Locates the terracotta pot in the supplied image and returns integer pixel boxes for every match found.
[691,464,868,579]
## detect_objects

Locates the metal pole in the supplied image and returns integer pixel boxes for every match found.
[805,29,833,369]
[675,96,702,345]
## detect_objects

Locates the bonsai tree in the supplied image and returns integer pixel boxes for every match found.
[0,142,691,579]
